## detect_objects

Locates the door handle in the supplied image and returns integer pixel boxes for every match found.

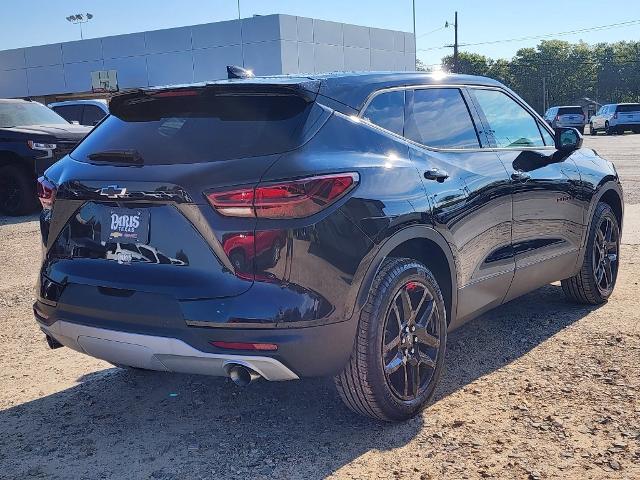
[511,170,530,182]
[424,168,449,182]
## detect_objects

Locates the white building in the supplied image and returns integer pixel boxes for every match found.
[0,14,416,100]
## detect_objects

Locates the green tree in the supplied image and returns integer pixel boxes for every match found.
[440,40,640,113]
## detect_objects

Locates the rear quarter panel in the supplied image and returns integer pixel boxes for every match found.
[254,112,428,325]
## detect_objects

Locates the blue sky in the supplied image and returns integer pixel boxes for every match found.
[1,0,639,66]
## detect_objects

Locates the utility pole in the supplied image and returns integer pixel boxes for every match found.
[542,76,547,113]
[237,0,241,20]
[453,11,459,73]
[445,12,459,72]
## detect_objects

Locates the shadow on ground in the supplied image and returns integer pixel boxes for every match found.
[0,213,39,227]
[0,284,600,479]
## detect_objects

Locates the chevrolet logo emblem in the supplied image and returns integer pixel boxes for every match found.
[100,186,127,198]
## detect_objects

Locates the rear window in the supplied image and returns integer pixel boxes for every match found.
[616,104,640,113]
[558,107,584,115]
[71,93,314,164]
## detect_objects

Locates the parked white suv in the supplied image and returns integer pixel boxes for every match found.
[543,106,586,134]
[48,99,109,126]
[589,103,640,135]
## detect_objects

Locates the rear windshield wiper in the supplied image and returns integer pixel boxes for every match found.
[87,149,144,165]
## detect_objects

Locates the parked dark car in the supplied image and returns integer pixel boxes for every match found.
[0,99,90,215]
[35,73,623,421]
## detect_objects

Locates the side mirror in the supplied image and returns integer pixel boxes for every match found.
[555,127,583,152]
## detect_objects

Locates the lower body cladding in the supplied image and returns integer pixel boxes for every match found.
[34,303,359,382]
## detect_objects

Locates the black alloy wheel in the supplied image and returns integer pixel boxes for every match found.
[562,202,620,305]
[592,214,619,296]
[335,258,447,421]
[382,280,441,401]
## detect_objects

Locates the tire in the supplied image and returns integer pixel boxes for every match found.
[0,164,39,216]
[562,202,620,305]
[589,123,597,136]
[334,258,447,421]
[605,122,613,135]
[579,126,585,135]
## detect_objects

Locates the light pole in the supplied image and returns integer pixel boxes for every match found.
[412,0,417,69]
[65,13,94,41]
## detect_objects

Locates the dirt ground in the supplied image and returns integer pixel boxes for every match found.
[0,134,639,480]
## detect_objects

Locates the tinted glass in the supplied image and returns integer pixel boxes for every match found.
[0,102,68,127]
[472,89,544,148]
[616,104,640,113]
[52,105,83,123]
[405,88,480,149]
[362,90,404,136]
[82,105,107,126]
[558,107,584,115]
[72,94,313,165]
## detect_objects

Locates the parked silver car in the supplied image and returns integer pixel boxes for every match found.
[543,106,586,134]
[48,99,109,126]
[589,103,640,135]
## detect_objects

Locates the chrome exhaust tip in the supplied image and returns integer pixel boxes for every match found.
[226,364,261,386]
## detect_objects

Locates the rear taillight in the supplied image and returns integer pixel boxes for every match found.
[36,176,57,210]
[205,173,359,219]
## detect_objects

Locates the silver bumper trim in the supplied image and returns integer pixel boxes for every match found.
[42,321,299,381]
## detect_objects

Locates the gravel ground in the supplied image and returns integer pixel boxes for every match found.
[0,135,639,479]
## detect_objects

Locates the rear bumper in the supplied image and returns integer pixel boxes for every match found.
[612,122,640,129]
[39,320,299,381]
[34,300,359,378]
[555,123,584,128]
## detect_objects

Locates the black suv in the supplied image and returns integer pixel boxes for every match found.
[35,73,623,421]
[0,99,90,215]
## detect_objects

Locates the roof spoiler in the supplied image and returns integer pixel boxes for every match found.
[109,80,321,119]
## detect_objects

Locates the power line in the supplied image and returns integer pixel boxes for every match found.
[416,25,447,39]
[417,18,640,52]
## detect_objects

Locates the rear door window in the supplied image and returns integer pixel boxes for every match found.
[71,92,316,164]
[362,90,404,136]
[82,105,107,126]
[52,105,82,124]
[404,88,480,149]
[471,88,545,148]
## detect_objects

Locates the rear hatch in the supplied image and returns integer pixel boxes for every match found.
[616,104,640,124]
[41,81,330,303]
